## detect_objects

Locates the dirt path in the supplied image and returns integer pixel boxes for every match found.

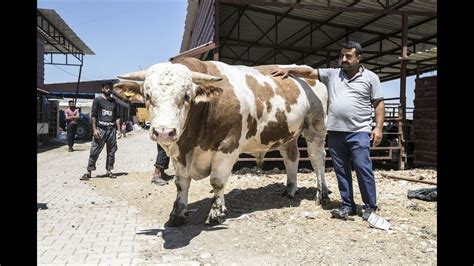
[91,166,437,264]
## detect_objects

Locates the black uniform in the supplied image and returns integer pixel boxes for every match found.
[86,96,120,171]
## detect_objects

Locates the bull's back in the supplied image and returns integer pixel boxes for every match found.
[174,57,325,155]
[209,62,316,152]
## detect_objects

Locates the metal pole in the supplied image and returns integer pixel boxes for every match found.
[416,62,420,79]
[398,13,408,170]
[213,0,220,61]
[74,61,83,104]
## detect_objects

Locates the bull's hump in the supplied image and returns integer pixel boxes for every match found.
[171,57,223,77]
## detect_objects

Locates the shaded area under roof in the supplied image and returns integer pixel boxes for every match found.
[179,0,437,82]
[37,8,95,55]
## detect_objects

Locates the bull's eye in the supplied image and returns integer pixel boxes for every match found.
[184,94,190,102]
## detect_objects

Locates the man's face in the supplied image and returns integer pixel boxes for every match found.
[102,85,112,96]
[339,48,361,72]
[69,102,75,108]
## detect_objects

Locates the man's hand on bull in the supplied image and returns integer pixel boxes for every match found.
[269,67,289,79]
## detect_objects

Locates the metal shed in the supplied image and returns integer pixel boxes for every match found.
[37,8,95,143]
[175,0,437,169]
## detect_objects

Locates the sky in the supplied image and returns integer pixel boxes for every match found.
[38,0,436,108]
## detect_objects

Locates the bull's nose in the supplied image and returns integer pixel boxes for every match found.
[152,127,177,139]
[168,128,176,137]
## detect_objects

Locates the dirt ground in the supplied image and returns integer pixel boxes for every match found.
[91,165,437,264]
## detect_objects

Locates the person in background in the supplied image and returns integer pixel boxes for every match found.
[151,144,173,185]
[121,121,127,138]
[64,100,80,152]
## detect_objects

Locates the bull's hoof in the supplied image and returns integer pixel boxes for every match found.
[207,207,228,225]
[165,215,186,227]
[282,184,297,199]
[207,213,226,225]
[322,197,330,205]
[315,197,321,206]
[281,189,295,199]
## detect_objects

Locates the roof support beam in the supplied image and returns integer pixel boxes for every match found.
[235,0,301,61]
[37,11,84,62]
[219,0,436,16]
[380,65,436,82]
[170,42,217,61]
[220,3,418,42]
[240,0,361,65]
[214,0,221,60]
[359,33,437,66]
[220,5,247,49]
[311,15,436,67]
[307,1,413,67]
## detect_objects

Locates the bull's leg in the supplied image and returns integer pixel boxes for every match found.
[255,152,265,169]
[279,139,299,199]
[165,175,191,227]
[207,153,238,225]
[306,137,330,206]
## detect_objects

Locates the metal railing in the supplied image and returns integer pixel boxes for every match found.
[237,97,414,169]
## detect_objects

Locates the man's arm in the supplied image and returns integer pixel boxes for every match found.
[371,99,385,146]
[91,99,100,139]
[91,117,99,139]
[64,109,73,121]
[269,66,318,79]
[115,118,122,139]
[114,102,122,139]
[73,109,80,121]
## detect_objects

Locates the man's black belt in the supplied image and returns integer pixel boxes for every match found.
[97,124,115,129]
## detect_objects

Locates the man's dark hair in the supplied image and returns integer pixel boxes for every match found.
[101,81,114,89]
[68,100,75,104]
[341,41,363,56]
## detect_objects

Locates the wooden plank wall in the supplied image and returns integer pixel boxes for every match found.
[413,76,437,167]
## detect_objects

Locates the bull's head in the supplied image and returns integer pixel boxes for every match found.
[116,62,222,144]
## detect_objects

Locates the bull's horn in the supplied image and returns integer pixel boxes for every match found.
[117,70,147,81]
[191,71,222,83]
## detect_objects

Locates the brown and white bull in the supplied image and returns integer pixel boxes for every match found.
[115,57,329,227]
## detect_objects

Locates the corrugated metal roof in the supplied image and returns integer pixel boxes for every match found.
[180,0,200,52]
[180,0,437,82]
[37,8,95,55]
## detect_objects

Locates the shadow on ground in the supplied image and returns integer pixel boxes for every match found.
[94,172,129,178]
[37,203,49,211]
[137,182,339,249]
[37,139,90,153]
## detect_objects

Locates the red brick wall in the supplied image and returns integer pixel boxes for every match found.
[413,76,437,167]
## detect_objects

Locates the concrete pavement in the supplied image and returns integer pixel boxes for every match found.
[37,129,183,265]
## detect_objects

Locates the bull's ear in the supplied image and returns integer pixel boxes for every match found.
[113,81,144,103]
[193,84,223,103]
